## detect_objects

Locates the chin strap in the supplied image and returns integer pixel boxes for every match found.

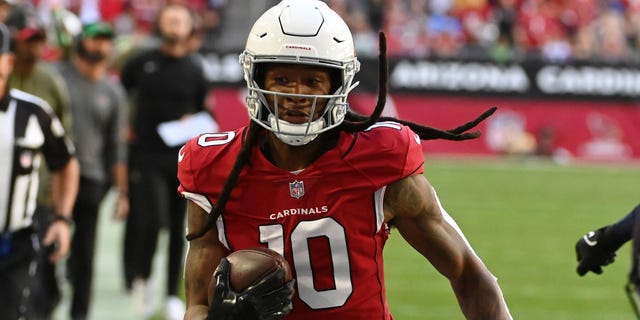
[268,114,325,146]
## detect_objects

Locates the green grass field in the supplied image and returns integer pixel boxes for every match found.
[385,156,640,320]
[55,156,640,319]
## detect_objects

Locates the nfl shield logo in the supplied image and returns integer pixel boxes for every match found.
[289,180,305,199]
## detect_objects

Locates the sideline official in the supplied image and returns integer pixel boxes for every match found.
[0,22,79,319]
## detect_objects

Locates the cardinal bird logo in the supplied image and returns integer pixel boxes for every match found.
[289,180,305,199]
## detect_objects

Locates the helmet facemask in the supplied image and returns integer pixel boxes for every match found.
[239,0,360,146]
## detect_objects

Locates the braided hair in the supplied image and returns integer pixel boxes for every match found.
[186,33,496,241]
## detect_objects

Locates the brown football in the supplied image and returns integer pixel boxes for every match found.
[208,247,292,301]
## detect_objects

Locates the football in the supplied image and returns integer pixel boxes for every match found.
[209,247,292,298]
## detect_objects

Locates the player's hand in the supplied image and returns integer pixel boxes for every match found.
[207,258,295,320]
[243,270,295,320]
[207,258,253,320]
[576,226,617,276]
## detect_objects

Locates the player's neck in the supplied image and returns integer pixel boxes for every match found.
[262,133,332,171]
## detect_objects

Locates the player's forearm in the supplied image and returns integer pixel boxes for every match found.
[452,266,512,320]
[51,158,80,216]
[184,305,209,320]
[184,239,224,320]
[184,258,212,320]
[602,204,640,250]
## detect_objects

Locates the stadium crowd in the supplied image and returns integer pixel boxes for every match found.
[16,0,640,65]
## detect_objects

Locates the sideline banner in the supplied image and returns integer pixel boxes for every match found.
[209,88,640,160]
[349,94,640,160]
[202,53,640,99]
[378,59,640,100]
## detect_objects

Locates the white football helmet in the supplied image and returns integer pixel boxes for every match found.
[239,0,360,146]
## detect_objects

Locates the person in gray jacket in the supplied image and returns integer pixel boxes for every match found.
[56,21,129,320]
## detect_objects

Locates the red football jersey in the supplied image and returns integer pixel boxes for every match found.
[178,121,424,320]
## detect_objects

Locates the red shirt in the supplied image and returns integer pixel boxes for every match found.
[178,122,424,320]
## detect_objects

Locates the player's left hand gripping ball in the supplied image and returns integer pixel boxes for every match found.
[207,248,295,320]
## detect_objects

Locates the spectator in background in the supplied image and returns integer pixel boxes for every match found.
[387,0,432,57]
[350,10,378,57]
[55,21,129,320]
[0,0,11,23]
[0,22,80,320]
[428,8,465,58]
[8,4,71,131]
[624,2,640,59]
[596,9,629,61]
[120,3,208,319]
[6,4,74,319]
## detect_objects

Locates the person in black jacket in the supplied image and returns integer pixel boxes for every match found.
[120,3,209,319]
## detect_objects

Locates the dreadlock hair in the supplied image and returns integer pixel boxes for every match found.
[186,32,497,241]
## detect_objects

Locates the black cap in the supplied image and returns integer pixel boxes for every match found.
[0,23,11,54]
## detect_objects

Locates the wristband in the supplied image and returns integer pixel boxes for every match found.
[53,214,74,227]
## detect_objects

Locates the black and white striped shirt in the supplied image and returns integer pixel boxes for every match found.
[0,88,75,233]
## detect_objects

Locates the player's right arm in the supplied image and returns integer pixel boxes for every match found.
[184,200,227,320]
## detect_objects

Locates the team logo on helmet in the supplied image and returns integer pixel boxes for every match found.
[289,180,305,199]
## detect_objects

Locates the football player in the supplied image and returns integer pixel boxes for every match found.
[178,1,513,319]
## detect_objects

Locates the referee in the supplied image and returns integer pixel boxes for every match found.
[0,23,79,319]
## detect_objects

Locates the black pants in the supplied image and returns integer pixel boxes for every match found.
[67,177,107,319]
[0,228,37,320]
[124,153,186,296]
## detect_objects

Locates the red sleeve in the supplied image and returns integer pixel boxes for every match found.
[176,130,244,212]
[401,124,425,177]
[177,138,197,195]
[345,122,425,185]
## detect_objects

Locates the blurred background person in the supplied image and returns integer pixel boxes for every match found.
[0,0,11,23]
[119,3,208,319]
[8,3,70,129]
[0,21,80,320]
[55,20,129,320]
[5,3,74,319]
